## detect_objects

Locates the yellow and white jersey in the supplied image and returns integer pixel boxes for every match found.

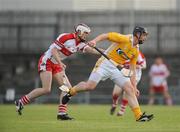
[104,32,139,66]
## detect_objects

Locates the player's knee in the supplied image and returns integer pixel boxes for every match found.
[85,81,96,91]
[42,87,51,94]
[123,84,134,96]
[112,93,119,97]
[126,88,134,96]
[78,81,96,91]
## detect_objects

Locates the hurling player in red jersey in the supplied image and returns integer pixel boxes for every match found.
[15,23,103,120]
[148,57,172,105]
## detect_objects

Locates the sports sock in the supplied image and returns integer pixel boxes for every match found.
[132,107,142,120]
[58,104,67,115]
[118,99,128,115]
[112,94,119,107]
[19,95,30,105]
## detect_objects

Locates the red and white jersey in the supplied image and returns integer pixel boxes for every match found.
[43,33,88,64]
[124,51,146,69]
[136,52,146,68]
[149,63,170,86]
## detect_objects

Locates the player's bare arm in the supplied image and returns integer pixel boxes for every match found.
[51,47,66,69]
[88,33,108,47]
[83,46,105,55]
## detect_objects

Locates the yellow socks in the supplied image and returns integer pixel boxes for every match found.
[132,107,142,120]
[69,87,77,96]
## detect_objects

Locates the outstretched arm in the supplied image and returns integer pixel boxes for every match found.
[88,32,126,47]
[88,33,108,47]
[83,46,105,55]
[51,47,66,69]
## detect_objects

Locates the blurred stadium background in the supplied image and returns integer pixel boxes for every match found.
[0,0,180,105]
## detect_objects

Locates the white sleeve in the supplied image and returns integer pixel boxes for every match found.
[82,45,90,53]
[78,43,89,52]
[137,53,146,68]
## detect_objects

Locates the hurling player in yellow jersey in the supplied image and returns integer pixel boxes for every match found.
[61,26,154,122]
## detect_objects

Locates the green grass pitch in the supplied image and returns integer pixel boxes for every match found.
[0,104,180,132]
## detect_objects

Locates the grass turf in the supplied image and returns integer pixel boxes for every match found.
[0,104,180,132]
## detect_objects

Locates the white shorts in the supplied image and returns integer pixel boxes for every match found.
[88,57,130,88]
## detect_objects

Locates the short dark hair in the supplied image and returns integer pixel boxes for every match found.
[133,26,148,36]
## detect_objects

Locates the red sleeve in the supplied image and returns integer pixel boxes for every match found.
[58,33,75,44]
[54,33,75,51]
